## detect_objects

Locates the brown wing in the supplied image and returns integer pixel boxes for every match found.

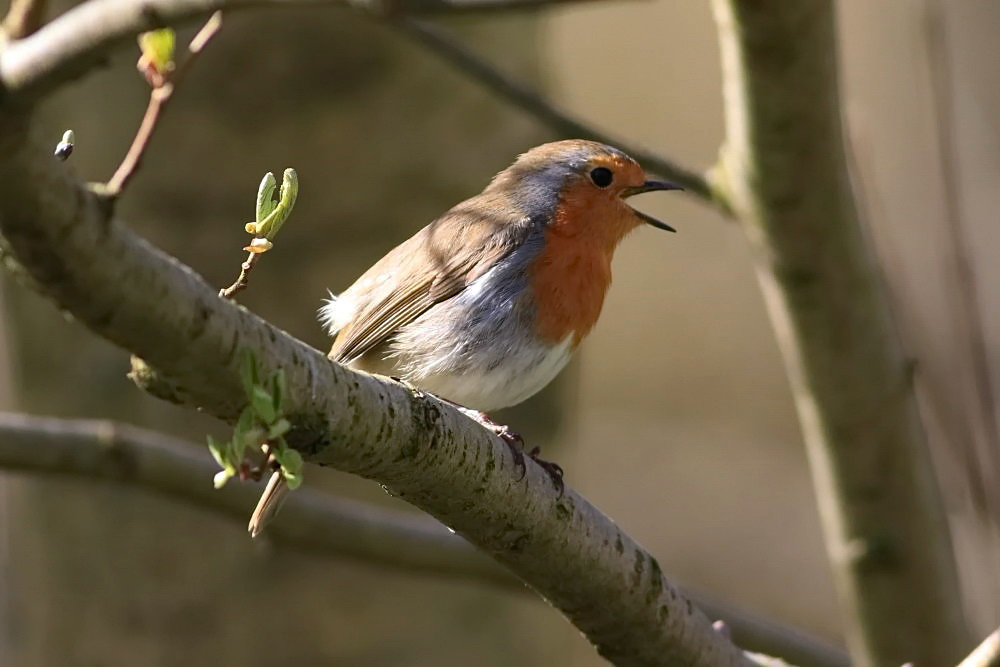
[329,195,528,364]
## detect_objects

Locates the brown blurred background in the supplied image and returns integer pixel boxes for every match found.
[1,0,998,665]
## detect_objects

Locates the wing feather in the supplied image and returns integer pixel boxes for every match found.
[329,197,529,364]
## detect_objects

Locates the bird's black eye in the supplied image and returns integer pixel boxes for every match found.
[589,167,613,188]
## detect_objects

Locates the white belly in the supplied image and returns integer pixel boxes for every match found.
[394,335,574,412]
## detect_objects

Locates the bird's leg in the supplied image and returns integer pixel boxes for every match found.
[456,407,524,448]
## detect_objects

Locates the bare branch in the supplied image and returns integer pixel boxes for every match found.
[0,0,608,100]
[959,629,1000,667]
[104,11,222,197]
[394,18,724,210]
[0,105,754,665]
[219,251,260,299]
[710,0,970,664]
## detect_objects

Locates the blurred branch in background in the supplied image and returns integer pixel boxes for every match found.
[0,411,851,667]
[394,18,723,209]
[0,0,606,99]
[1,0,47,39]
[711,0,970,665]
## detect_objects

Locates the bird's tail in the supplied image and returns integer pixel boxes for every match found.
[248,471,289,538]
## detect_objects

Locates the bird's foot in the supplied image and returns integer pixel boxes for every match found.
[457,407,563,494]
[527,446,564,495]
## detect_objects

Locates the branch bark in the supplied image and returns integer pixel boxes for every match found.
[710,1,970,665]
[0,411,850,667]
[0,107,753,665]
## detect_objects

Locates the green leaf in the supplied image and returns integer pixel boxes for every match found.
[239,350,259,399]
[254,171,277,229]
[276,447,303,475]
[271,369,285,413]
[207,435,227,468]
[254,168,298,241]
[268,418,290,439]
[284,473,303,491]
[235,405,255,438]
[251,386,276,424]
[138,29,176,73]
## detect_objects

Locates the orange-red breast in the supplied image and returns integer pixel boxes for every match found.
[249,139,680,537]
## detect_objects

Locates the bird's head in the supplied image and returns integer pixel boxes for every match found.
[490,140,681,244]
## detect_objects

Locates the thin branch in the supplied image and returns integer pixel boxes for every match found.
[0,411,849,667]
[710,0,970,664]
[0,0,606,101]
[219,251,261,299]
[394,18,724,211]
[959,629,1000,667]
[1,0,47,39]
[0,106,751,667]
[104,11,222,197]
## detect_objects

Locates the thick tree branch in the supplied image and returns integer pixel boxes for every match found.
[0,108,754,665]
[710,1,970,665]
[394,18,722,209]
[0,0,608,100]
[0,412,850,667]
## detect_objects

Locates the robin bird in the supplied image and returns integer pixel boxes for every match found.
[248,139,681,537]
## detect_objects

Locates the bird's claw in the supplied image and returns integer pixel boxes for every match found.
[527,446,564,495]
[456,407,564,493]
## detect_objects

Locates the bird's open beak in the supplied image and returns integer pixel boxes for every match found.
[622,180,682,232]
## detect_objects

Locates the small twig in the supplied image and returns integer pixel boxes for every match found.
[218,169,296,300]
[104,11,223,197]
[219,250,260,300]
[959,628,1000,667]
[1,0,47,39]
[393,18,727,212]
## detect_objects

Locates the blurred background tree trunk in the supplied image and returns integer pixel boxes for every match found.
[838,0,1000,630]
[1,10,570,666]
